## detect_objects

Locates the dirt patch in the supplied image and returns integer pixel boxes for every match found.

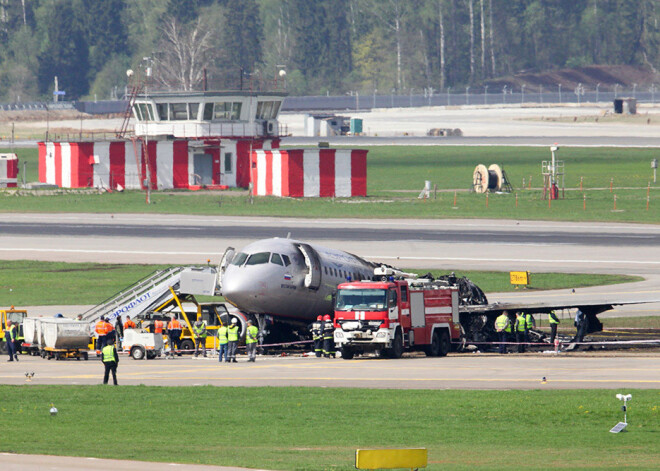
[485,64,659,92]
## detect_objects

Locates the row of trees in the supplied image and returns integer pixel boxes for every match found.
[0,0,658,101]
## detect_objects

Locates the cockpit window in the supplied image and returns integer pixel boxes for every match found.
[245,252,270,265]
[231,252,248,266]
[281,254,291,266]
[270,253,284,266]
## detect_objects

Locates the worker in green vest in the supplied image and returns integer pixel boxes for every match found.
[245,319,259,362]
[227,318,240,363]
[217,323,229,363]
[514,312,527,353]
[5,320,18,361]
[193,318,207,357]
[494,311,511,354]
[548,310,560,345]
[101,333,119,385]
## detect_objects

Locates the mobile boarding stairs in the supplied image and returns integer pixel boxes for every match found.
[81,266,220,325]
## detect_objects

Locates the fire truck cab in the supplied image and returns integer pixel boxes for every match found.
[333,271,462,360]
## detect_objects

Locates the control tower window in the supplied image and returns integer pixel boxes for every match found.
[188,103,199,120]
[203,103,213,120]
[169,103,188,120]
[157,103,168,120]
[213,102,242,121]
[256,101,281,119]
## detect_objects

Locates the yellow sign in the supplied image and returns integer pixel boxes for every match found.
[355,448,427,469]
[510,271,530,285]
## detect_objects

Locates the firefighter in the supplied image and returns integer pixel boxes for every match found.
[101,332,119,385]
[227,318,240,363]
[494,311,510,354]
[217,322,228,362]
[321,314,335,358]
[193,318,207,357]
[95,316,108,353]
[525,312,536,348]
[124,315,137,330]
[245,319,258,362]
[311,315,323,357]
[574,309,589,344]
[167,316,182,356]
[5,320,18,361]
[548,310,560,345]
[514,312,526,353]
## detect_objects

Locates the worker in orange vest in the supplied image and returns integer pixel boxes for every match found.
[104,318,115,347]
[167,317,183,356]
[95,316,108,353]
[153,318,164,335]
[123,316,137,330]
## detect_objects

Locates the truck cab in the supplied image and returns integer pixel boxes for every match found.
[333,276,461,360]
[0,308,27,353]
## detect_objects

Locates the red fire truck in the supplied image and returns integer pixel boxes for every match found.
[333,269,462,360]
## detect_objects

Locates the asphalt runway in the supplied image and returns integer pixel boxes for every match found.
[2,352,659,389]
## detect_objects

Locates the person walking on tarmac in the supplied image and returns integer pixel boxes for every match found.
[193,318,207,357]
[95,316,108,354]
[514,312,527,353]
[217,322,228,362]
[548,310,560,345]
[245,319,258,362]
[227,318,240,363]
[167,316,183,356]
[114,316,124,350]
[494,311,511,354]
[321,314,336,358]
[5,320,18,361]
[310,315,323,357]
[101,332,119,385]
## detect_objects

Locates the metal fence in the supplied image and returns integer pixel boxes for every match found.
[1,86,656,114]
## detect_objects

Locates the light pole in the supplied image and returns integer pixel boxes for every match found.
[465,86,470,105]
[373,88,377,108]
[521,84,525,104]
[614,83,620,98]
[391,88,395,107]
[575,83,583,105]
[484,85,488,105]
[558,83,562,103]
[539,84,543,104]
[502,85,507,104]
[596,83,600,103]
[355,90,359,111]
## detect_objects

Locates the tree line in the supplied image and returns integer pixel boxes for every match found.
[0,0,658,101]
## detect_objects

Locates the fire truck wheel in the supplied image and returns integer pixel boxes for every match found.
[391,330,404,359]
[439,331,451,357]
[341,348,354,360]
[428,332,441,357]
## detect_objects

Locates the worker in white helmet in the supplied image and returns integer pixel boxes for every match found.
[227,318,240,363]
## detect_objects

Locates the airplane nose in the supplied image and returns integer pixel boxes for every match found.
[221,267,261,311]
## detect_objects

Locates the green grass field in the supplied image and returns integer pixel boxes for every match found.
[0,260,641,307]
[2,146,658,222]
[0,386,658,470]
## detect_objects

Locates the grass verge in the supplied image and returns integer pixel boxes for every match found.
[0,260,642,306]
[0,386,658,470]
[2,146,659,223]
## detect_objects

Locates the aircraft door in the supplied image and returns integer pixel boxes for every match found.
[219,247,235,274]
[297,243,322,290]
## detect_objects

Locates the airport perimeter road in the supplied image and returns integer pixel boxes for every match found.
[1,353,659,390]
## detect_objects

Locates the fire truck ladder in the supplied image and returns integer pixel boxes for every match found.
[80,267,186,324]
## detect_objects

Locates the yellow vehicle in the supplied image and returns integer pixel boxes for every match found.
[0,307,27,354]
[133,289,246,353]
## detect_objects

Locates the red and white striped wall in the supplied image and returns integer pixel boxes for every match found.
[0,153,18,188]
[251,148,367,197]
[38,139,279,190]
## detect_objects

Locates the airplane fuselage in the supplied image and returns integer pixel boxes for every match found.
[220,238,377,321]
